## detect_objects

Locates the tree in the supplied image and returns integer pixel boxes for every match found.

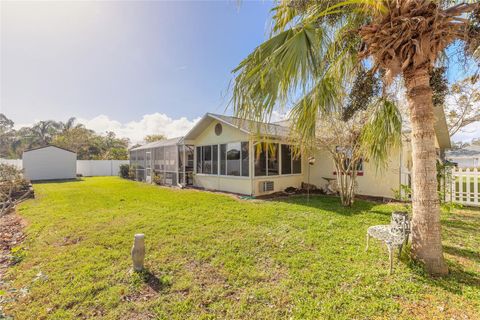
[316,99,401,206]
[0,114,15,158]
[144,134,166,143]
[232,0,480,275]
[445,76,480,137]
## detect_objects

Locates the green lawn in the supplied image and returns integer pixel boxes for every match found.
[3,177,479,319]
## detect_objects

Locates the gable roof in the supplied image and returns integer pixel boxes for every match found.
[130,137,184,151]
[23,145,76,154]
[183,113,290,141]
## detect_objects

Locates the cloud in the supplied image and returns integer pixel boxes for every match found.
[77,113,200,144]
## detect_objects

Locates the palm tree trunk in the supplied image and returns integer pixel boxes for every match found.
[404,67,448,276]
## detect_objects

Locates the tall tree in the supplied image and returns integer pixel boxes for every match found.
[232,0,479,275]
[144,134,167,143]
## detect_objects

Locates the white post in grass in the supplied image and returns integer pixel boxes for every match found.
[131,234,145,272]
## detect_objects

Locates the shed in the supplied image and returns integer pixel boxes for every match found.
[23,145,77,181]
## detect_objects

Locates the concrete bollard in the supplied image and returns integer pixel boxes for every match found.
[131,234,145,272]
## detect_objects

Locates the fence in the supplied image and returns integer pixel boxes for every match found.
[77,160,129,177]
[449,167,480,207]
[0,158,22,169]
[1,158,128,177]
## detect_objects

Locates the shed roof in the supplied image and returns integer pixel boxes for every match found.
[130,136,184,151]
[23,145,76,154]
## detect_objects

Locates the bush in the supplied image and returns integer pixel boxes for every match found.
[0,164,31,216]
[119,164,130,179]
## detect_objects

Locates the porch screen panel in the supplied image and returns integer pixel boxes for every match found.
[212,145,218,175]
[196,147,202,173]
[241,142,249,177]
[254,144,267,177]
[227,143,241,176]
[267,144,279,176]
[220,144,226,175]
[203,145,212,174]
[281,145,292,174]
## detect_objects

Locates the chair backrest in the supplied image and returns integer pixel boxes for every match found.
[390,211,410,237]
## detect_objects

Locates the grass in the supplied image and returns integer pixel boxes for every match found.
[3,177,480,319]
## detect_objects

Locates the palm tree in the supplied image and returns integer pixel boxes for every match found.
[232,0,479,275]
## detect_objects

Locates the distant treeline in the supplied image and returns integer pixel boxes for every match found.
[0,114,129,160]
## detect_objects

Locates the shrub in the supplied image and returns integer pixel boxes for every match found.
[0,164,31,216]
[119,164,130,179]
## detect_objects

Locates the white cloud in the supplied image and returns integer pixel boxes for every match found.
[77,113,200,144]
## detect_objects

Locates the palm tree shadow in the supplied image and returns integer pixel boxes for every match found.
[270,194,389,216]
[403,253,480,295]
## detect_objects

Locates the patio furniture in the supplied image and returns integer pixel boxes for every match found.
[366,211,411,274]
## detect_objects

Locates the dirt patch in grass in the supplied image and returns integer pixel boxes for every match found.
[0,211,26,277]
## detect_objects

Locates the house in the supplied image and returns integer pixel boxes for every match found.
[446,145,480,168]
[129,109,451,199]
[23,145,77,181]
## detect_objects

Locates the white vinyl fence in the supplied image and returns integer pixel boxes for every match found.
[77,160,129,177]
[1,158,128,177]
[448,167,480,207]
[0,158,22,169]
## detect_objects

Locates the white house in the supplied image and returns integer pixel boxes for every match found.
[23,145,77,181]
[130,110,451,199]
[446,145,480,168]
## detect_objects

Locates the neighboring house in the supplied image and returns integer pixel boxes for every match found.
[130,109,451,199]
[446,145,480,168]
[23,145,77,181]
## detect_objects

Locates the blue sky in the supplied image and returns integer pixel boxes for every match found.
[1,1,478,143]
[1,1,274,140]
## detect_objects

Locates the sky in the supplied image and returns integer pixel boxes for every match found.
[0,0,478,143]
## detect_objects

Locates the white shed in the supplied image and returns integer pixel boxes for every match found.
[23,145,77,181]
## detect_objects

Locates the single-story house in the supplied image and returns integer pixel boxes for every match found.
[23,145,77,181]
[446,145,480,168]
[130,108,451,199]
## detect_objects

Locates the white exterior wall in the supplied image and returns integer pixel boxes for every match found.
[308,147,408,199]
[77,160,129,176]
[23,146,77,181]
[191,120,253,195]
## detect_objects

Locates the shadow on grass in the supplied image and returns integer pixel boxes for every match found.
[137,269,170,293]
[32,178,84,184]
[270,194,388,216]
[444,245,480,264]
[403,251,480,295]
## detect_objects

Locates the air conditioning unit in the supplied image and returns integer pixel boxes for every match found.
[260,181,274,193]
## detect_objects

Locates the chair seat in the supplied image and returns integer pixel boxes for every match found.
[367,225,406,247]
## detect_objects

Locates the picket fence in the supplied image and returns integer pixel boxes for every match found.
[448,167,480,207]
[0,158,128,177]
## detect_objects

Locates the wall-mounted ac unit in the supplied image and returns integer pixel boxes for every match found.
[260,181,274,193]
